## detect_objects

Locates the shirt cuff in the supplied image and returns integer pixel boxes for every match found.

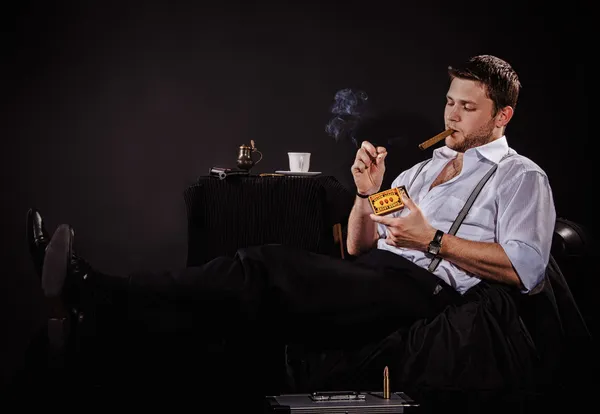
[501,240,547,293]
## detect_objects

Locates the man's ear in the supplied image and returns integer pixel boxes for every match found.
[496,106,514,128]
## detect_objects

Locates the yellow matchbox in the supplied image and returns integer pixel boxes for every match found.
[368,186,409,216]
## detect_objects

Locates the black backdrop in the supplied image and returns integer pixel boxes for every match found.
[1,0,594,388]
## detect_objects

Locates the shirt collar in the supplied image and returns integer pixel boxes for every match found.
[432,136,509,165]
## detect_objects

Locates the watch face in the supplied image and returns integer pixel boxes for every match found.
[428,230,443,256]
[428,242,441,255]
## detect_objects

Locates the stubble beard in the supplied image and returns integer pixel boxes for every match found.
[449,117,496,153]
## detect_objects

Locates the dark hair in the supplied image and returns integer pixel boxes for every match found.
[448,55,521,115]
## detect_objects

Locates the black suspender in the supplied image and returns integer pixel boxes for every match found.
[404,155,512,274]
[408,159,432,192]
[427,162,500,273]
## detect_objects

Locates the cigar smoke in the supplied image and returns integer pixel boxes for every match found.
[324,88,369,147]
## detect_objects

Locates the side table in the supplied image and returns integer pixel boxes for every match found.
[183,175,355,267]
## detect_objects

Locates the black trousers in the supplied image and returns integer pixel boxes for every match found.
[119,245,461,342]
[79,245,463,397]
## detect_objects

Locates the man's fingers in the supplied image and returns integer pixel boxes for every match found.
[369,214,393,225]
[357,149,374,166]
[401,193,417,211]
[361,141,377,158]
[385,238,398,247]
[352,159,367,172]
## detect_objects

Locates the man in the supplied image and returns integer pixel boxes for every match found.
[349,54,553,295]
[27,55,555,400]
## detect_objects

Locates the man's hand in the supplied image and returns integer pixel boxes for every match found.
[369,194,436,251]
[352,141,387,195]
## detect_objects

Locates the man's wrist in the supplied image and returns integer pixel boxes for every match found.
[356,187,381,198]
[426,228,437,250]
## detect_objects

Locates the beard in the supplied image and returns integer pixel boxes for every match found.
[449,117,496,153]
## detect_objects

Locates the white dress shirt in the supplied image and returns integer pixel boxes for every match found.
[376,136,556,294]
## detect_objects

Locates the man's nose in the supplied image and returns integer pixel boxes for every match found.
[447,107,460,122]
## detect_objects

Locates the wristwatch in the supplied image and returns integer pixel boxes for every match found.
[427,230,444,256]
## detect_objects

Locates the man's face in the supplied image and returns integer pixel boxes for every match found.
[444,78,501,153]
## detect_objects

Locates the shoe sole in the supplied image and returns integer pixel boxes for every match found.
[42,224,73,299]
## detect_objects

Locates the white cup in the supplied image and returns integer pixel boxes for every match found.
[288,152,311,172]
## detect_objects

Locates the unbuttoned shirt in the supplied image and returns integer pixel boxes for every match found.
[376,136,556,294]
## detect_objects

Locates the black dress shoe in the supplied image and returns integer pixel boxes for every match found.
[42,224,74,352]
[26,207,51,278]
[42,224,96,351]
[42,224,73,300]
[42,224,93,310]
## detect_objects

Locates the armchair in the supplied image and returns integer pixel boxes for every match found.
[283,217,594,410]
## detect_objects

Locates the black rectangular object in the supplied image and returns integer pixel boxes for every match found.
[264,391,419,413]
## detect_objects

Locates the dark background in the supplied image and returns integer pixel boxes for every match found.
[1,0,594,389]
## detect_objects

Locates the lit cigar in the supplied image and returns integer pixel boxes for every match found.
[418,128,454,150]
[383,366,390,399]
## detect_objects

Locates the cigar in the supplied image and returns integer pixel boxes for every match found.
[383,366,390,399]
[418,128,454,150]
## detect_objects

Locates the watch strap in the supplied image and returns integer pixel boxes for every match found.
[432,229,444,245]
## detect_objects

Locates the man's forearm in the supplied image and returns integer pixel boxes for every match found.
[346,197,378,256]
[437,234,522,287]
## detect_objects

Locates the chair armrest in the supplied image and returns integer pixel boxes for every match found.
[551,217,589,260]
